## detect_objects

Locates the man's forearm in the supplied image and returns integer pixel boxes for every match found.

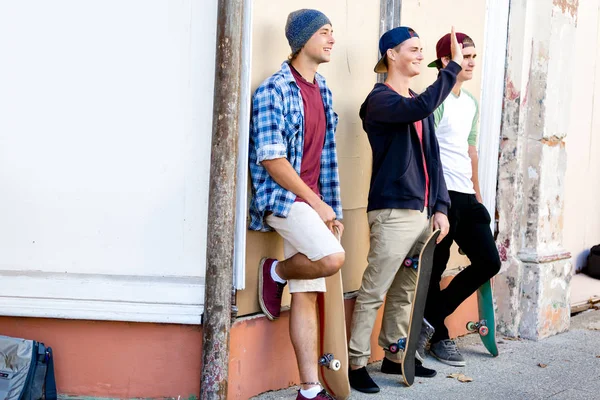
[261,158,321,206]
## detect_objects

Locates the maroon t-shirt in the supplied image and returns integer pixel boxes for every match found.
[290,65,326,203]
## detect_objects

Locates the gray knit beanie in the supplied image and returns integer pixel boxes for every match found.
[285,9,332,54]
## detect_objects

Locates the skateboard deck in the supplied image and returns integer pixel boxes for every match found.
[466,280,499,357]
[317,227,350,399]
[391,229,440,387]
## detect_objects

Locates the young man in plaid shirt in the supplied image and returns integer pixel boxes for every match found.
[248,9,344,400]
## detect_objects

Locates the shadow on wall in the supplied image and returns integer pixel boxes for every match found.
[575,249,590,272]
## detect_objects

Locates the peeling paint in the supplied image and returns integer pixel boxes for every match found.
[498,238,510,262]
[550,277,567,290]
[539,303,569,337]
[553,0,579,22]
[527,166,539,179]
[505,79,520,101]
[495,0,577,342]
[540,137,565,147]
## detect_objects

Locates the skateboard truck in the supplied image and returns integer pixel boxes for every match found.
[403,257,418,269]
[466,319,489,336]
[318,353,341,371]
[386,337,407,354]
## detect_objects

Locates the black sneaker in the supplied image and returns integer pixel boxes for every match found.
[415,359,437,378]
[348,367,380,393]
[380,357,437,378]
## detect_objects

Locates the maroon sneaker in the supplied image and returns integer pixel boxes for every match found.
[258,258,286,320]
[296,389,334,400]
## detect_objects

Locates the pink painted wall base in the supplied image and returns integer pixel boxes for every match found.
[0,275,477,399]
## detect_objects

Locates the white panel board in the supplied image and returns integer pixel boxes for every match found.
[0,0,218,322]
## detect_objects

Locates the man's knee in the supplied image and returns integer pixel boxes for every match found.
[480,251,502,278]
[318,252,345,277]
[489,253,502,277]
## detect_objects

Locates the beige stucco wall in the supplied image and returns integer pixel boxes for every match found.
[239,0,380,315]
[564,0,600,271]
[239,0,490,315]
[402,0,485,97]
[401,0,487,270]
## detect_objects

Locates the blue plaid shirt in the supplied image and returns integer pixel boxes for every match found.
[248,62,343,232]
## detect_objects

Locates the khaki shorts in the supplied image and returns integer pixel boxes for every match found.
[266,202,345,293]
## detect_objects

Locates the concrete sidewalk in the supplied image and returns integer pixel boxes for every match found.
[252,310,600,400]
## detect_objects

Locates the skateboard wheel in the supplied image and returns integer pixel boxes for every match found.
[466,321,477,331]
[398,337,407,349]
[388,343,399,354]
[403,258,413,267]
[479,325,489,336]
[318,353,333,367]
[330,359,341,371]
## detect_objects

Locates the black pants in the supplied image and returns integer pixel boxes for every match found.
[424,191,501,343]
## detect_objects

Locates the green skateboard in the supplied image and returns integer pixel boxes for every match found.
[466,280,499,357]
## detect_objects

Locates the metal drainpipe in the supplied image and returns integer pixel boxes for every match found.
[378,0,402,83]
[200,0,245,398]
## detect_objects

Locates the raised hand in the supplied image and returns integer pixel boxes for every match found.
[450,26,464,65]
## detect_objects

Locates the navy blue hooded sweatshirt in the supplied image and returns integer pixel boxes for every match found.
[359,61,462,216]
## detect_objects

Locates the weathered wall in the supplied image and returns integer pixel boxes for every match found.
[495,0,578,339]
[563,0,600,272]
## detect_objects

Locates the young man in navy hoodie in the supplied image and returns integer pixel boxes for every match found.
[347,27,463,393]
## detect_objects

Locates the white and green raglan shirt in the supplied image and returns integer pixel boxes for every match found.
[433,89,479,194]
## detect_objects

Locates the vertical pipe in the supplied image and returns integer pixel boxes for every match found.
[378,0,402,83]
[477,0,510,235]
[233,0,253,291]
[201,0,244,398]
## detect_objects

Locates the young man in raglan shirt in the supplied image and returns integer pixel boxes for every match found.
[347,27,463,393]
[421,32,501,367]
[248,9,344,400]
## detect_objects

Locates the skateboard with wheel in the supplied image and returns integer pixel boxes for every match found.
[385,229,440,387]
[466,279,499,357]
[316,226,350,399]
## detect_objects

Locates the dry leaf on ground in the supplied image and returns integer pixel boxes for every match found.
[589,322,600,330]
[447,373,473,382]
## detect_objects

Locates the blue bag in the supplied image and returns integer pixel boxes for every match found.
[0,335,56,400]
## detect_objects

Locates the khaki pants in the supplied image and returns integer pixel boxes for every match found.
[348,208,430,366]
